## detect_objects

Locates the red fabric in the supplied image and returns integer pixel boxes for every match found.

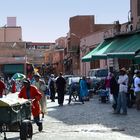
[11,82,16,93]
[105,78,111,88]
[0,80,6,96]
[18,85,42,117]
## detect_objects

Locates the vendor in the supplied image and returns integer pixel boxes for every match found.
[18,79,43,132]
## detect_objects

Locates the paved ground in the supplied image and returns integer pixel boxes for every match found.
[1,94,140,140]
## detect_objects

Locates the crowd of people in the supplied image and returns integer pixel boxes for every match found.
[0,67,140,133]
[104,67,140,115]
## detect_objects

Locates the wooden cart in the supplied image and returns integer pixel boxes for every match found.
[0,98,33,140]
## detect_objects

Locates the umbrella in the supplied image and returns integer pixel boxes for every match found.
[11,73,26,80]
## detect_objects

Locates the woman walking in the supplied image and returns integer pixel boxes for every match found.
[33,73,47,118]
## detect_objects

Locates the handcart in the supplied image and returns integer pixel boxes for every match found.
[0,98,33,140]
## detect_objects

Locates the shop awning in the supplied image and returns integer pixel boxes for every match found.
[91,33,140,60]
[81,48,96,62]
[82,38,113,62]
[107,33,140,59]
[82,32,140,62]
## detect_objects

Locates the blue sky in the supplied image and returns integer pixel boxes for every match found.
[0,0,130,42]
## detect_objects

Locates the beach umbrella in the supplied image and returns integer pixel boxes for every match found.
[11,73,26,80]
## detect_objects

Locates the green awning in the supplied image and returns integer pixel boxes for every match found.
[82,32,140,62]
[91,39,114,60]
[3,64,24,74]
[82,38,113,62]
[81,48,97,62]
[107,33,140,59]
[91,32,140,60]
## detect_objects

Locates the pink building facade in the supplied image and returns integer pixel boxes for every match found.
[80,31,107,76]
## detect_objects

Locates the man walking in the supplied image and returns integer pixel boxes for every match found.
[49,74,56,102]
[134,70,140,110]
[114,68,128,115]
[56,72,66,106]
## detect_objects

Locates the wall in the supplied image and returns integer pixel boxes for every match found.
[80,31,106,76]
[0,27,22,42]
[131,0,140,30]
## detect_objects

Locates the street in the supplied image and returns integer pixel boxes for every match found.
[1,95,140,140]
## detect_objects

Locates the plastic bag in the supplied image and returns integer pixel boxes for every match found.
[109,94,114,104]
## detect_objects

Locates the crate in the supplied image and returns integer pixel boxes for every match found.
[0,98,31,124]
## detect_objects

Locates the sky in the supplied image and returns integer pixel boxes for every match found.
[0,0,130,42]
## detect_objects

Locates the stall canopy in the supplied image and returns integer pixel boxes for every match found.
[82,32,140,62]
[82,38,113,62]
[107,33,140,59]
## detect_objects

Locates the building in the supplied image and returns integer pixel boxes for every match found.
[131,0,140,30]
[65,15,113,75]
[0,42,27,79]
[0,17,22,42]
[0,17,26,79]
[45,46,64,76]
[82,0,140,74]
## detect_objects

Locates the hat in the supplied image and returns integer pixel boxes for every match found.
[34,73,41,78]
[120,67,126,72]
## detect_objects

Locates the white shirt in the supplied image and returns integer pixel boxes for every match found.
[134,77,140,92]
[118,74,128,93]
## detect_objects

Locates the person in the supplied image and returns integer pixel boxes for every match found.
[134,70,140,110]
[110,73,119,110]
[18,79,43,131]
[127,69,135,108]
[114,68,128,115]
[105,72,112,93]
[48,74,56,102]
[68,79,79,104]
[33,73,47,118]
[11,80,16,93]
[79,76,89,103]
[0,76,6,98]
[56,72,66,106]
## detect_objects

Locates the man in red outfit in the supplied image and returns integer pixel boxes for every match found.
[0,76,6,98]
[18,79,43,131]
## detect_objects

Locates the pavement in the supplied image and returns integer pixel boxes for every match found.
[1,94,140,140]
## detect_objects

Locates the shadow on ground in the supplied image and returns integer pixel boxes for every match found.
[47,95,140,139]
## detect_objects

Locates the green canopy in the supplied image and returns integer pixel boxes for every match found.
[82,32,140,62]
[81,48,97,62]
[107,33,140,59]
[82,38,113,62]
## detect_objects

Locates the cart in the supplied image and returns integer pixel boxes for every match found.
[97,89,109,103]
[0,98,33,140]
